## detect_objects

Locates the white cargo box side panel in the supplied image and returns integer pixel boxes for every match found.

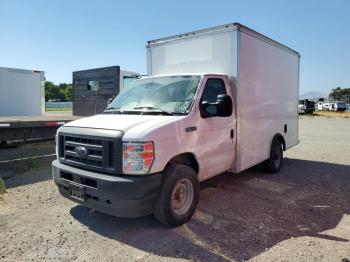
[147,29,238,76]
[234,31,299,172]
[0,68,44,116]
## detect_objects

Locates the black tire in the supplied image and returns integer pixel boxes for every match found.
[263,139,283,173]
[153,164,199,227]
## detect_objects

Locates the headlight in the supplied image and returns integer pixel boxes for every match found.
[122,141,154,174]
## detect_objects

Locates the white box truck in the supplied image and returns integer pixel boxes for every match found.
[0,67,45,116]
[52,23,300,227]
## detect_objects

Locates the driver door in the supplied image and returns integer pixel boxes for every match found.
[197,76,236,180]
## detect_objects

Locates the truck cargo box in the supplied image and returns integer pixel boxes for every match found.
[147,23,299,172]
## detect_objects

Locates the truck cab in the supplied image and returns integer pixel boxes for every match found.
[332,101,347,112]
[53,74,237,225]
[52,23,299,226]
[298,99,315,114]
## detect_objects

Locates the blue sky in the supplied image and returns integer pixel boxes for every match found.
[0,0,349,94]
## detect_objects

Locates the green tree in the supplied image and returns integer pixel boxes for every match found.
[58,84,66,101]
[45,81,59,101]
[45,81,73,101]
[329,87,350,102]
[63,84,73,101]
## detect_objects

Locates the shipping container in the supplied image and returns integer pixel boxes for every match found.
[0,67,45,116]
[72,66,139,116]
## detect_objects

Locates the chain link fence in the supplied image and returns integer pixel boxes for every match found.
[45,101,72,111]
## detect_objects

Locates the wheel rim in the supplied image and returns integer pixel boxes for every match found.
[171,178,194,216]
[273,145,282,169]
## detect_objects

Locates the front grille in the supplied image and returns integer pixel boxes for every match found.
[58,132,121,174]
[64,135,104,168]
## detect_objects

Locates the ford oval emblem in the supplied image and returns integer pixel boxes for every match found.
[75,146,88,157]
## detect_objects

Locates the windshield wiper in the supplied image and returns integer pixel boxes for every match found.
[103,106,122,114]
[133,106,174,115]
[104,107,138,114]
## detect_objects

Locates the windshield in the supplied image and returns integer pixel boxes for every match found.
[105,75,201,115]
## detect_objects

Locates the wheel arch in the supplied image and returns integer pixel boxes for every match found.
[272,133,286,151]
[167,152,200,174]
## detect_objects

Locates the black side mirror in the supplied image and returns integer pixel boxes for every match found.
[108,95,115,104]
[200,94,233,118]
[217,94,233,117]
[199,101,210,118]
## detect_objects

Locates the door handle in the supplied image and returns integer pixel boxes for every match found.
[230,129,234,139]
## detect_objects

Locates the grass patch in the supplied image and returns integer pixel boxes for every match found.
[46,107,72,112]
[26,158,42,171]
[0,177,6,193]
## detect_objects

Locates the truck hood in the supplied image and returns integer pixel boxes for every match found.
[63,114,180,137]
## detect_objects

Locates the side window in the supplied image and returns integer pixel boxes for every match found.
[87,80,99,91]
[200,78,227,117]
[201,78,227,103]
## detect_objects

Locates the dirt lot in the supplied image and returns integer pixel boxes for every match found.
[1,116,350,262]
[314,111,350,118]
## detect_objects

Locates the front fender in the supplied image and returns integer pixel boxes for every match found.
[150,135,201,175]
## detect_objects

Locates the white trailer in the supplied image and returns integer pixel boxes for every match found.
[52,23,300,226]
[317,101,346,111]
[0,67,45,116]
[318,102,329,111]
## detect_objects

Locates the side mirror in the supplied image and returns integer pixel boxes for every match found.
[199,101,210,118]
[217,94,233,117]
[200,94,233,118]
[107,96,114,104]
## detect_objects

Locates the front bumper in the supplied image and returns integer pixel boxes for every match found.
[52,160,162,218]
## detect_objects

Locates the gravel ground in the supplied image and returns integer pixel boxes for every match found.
[1,116,350,262]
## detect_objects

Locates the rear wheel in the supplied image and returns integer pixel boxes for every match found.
[153,164,199,227]
[263,139,283,173]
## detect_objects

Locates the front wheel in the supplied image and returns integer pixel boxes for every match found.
[263,139,283,173]
[153,164,199,227]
